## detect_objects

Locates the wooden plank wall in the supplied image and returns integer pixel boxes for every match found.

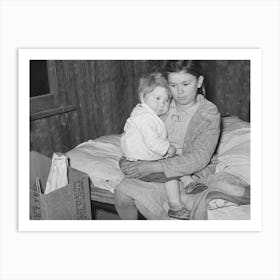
[202,60,250,121]
[30,60,250,157]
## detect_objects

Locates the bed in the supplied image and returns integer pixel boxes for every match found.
[66,116,250,220]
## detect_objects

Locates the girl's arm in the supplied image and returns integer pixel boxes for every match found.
[120,111,221,182]
[119,157,162,177]
[119,157,181,183]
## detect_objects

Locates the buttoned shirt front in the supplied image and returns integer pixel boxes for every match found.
[165,95,201,155]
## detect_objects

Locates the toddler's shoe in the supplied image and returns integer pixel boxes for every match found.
[168,207,190,220]
[185,182,208,195]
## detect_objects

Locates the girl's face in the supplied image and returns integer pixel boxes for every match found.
[142,86,170,116]
[167,71,204,106]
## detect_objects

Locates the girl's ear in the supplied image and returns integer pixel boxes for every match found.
[139,95,144,103]
[197,75,204,88]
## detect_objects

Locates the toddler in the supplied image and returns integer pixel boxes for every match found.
[121,73,190,220]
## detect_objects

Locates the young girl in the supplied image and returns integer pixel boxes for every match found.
[115,61,221,220]
[121,73,190,219]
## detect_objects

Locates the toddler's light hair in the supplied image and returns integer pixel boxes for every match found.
[138,73,172,102]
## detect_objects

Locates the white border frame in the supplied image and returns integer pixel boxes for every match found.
[18,48,262,232]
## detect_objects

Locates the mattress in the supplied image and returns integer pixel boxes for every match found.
[90,183,115,205]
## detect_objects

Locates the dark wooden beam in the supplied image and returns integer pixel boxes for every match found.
[30,105,77,121]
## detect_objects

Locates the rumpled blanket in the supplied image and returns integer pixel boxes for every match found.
[188,116,250,219]
[215,116,250,184]
[189,172,250,219]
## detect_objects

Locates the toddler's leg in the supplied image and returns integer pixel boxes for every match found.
[165,180,190,220]
[165,180,182,209]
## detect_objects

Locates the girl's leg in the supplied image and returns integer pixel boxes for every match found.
[114,188,138,220]
[165,180,183,209]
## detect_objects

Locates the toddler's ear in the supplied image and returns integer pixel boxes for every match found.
[197,75,204,88]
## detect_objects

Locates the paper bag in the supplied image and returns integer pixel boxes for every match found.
[45,153,68,194]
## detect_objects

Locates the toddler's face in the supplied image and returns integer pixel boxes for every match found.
[143,86,170,116]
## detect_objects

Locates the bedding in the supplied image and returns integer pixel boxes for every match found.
[215,116,250,184]
[208,203,250,220]
[203,116,250,219]
[66,116,251,219]
[66,135,124,193]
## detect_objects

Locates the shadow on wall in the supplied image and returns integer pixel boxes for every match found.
[201,60,250,122]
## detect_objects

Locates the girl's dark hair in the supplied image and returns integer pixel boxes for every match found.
[162,60,206,96]
[163,60,203,78]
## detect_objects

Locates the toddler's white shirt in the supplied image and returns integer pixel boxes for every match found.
[121,103,169,161]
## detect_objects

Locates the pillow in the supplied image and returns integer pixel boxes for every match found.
[215,116,250,185]
[66,135,124,193]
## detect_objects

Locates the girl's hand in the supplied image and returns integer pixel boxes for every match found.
[119,157,140,178]
[167,144,176,157]
[119,157,153,178]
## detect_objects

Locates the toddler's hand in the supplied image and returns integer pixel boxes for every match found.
[167,144,176,157]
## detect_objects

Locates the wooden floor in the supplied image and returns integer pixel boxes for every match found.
[91,201,146,220]
[94,208,121,220]
[91,201,120,220]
